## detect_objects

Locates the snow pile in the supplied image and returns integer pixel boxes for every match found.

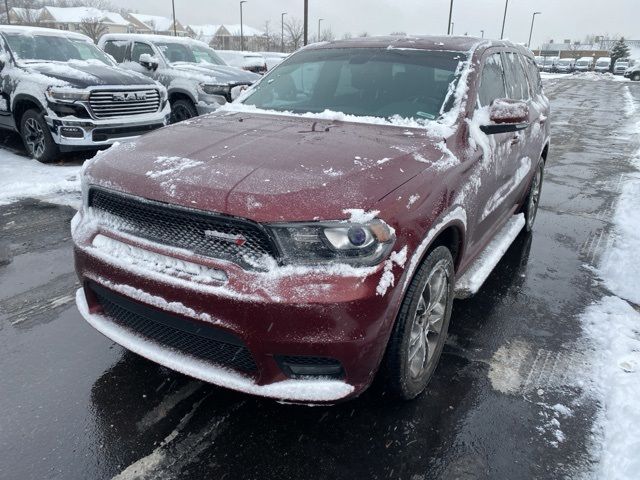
[581,296,640,479]
[0,149,81,205]
[376,246,408,296]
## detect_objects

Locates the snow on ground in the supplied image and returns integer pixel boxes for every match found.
[0,149,82,207]
[540,72,628,82]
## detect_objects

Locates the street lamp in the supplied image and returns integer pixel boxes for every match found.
[5,0,11,25]
[447,0,454,35]
[480,29,484,38]
[318,18,323,42]
[171,0,177,36]
[240,1,247,51]
[500,0,509,39]
[281,12,287,52]
[528,12,541,48]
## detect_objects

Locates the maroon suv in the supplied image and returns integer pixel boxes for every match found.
[73,36,550,403]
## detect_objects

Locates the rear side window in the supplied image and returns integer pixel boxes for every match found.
[502,52,529,100]
[478,53,506,106]
[131,42,154,63]
[102,40,128,63]
[522,56,542,95]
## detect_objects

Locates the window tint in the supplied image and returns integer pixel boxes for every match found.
[503,52,529,100]
[103,40,128,63]
[131,42,154,63]
[478,53,506,106]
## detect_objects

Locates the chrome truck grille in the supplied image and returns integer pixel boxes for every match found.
[89,88,161,118]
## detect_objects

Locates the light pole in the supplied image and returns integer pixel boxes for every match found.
[240,1,247,51]
[171,0,176,36]
[447,0,454,35]
[317,18,323,42]
[500,0,509,39]
[528,12,541,48]
[480,29,484,38]
[5,0,10,24]
[450,22,454,35]
[281,12,286,52]
[303,0,308,46]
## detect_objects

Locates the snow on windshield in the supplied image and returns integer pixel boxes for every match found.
[4,33,113,65]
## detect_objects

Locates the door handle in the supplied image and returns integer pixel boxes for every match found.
[510,135,520,145]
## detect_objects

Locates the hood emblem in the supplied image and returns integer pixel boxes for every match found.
[113,92,147,102]
[204,230,247,246]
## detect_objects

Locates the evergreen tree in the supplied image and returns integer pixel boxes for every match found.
[610,37,631,70]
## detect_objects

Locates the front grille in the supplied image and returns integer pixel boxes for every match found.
[88,187,278,270]
[90,282,257,372]
[89,88,161,118]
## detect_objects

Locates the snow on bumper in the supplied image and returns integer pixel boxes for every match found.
[75,288,355,402]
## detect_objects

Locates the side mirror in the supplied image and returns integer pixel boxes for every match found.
[230,84,248,101]
[480,98,530,135]
[138,53,159,71]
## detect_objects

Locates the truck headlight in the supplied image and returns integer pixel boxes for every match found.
[269,219,395,266]
[199,83,231,97]
[46,87,90,103]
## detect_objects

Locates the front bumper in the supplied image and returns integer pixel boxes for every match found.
[72,211,406,402]
[46,103,171,150]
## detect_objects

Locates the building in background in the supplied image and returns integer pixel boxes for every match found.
[187,24,266,51]
[124,13,187,36]
[9,6,131,34]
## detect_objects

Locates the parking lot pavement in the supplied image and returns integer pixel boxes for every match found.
[1,77,638,480]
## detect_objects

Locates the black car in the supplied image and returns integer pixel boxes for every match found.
[0,26,170,163]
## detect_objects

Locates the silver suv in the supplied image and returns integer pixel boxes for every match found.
[99,34,260,123]
[0,26,169,163]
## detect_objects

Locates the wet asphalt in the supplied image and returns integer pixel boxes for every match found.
[1,77,638,480]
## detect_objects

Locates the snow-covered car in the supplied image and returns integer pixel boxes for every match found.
[259,52,289,70]
[614,58,632,75]
[73,36,550,403]
[0,26,170,163]
[594,57,611,73]
[216,50,267,74]
[575,56,594,72]
[99,34,260,123]
[555,58,576,73]
[541,56,558,72]
[624,63,640,81]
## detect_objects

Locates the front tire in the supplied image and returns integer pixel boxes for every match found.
[20,109,59,163]
[170,98,198,124]
[382,246,455,400]
[523,159,544,232]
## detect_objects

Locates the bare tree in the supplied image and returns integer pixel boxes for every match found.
[79,16,108,43]
[342,32,352,40]
[319,27,334,42]
[358,32,370,37]
[390,31,407,36]
[284,17,304,51]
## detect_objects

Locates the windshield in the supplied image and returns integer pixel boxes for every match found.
[558,60,572,65]
[577,60,589,65]
[4,33,114,65]
[596,61,609,66]
[242,47,466,120]
[155,42,226,65]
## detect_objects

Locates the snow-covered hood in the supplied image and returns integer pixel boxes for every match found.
[85,111,451,223]
[23,61,156,89]
[170,62,259,84]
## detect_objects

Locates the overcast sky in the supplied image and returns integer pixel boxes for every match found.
[109,0,639,47]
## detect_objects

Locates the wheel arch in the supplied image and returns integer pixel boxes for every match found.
[168,88,197,105]
[12,95,46,127]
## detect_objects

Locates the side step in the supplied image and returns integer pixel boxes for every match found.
[454,214,525,299]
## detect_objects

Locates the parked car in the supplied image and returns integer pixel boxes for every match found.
[624,62,640,81]
[594,56,611,73]
[259,51,289,70]
[0,26,169,163]
[555,57,576,73]
[73,36,550,403]
[99,34,259,123]
[534,56,544,69]
[575,56,594,72]
[216,50,268,74]
[541,56,558,72]
[614,58,633,75]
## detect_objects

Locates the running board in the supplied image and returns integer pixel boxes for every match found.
[454,214,525,299]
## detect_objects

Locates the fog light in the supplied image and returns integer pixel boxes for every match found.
[276,356,344,378]
[60,126,83,138]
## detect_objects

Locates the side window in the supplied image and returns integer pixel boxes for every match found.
[502,52,529,100]
[102,40,128,63]
[478,53,506,106]
[523,56,542,95]
[131,42,154,63]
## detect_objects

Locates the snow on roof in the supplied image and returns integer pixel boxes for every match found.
[188,24,222,36]
[43,6,129,26]
[221,24,264,37]
[100,33,209,49]
[0,24,91,41]
[128,13,178,32]
[10,7,43,18]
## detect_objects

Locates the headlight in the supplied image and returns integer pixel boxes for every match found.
[199,83,231,96]
[270,219,395,266]
[46,87,90,103]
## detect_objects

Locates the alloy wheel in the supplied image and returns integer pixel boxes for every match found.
[171,104,194,123]
[407,261,449,378]
[24,117,45,159]
[527,164,543,228]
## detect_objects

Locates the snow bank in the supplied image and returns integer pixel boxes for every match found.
[581,296,640,479]
[0,148,81,206]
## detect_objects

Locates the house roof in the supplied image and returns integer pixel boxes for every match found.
[43,6,129,26]
[222,24,264,36]
[128,13,182,32]
[187,23,264,38]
